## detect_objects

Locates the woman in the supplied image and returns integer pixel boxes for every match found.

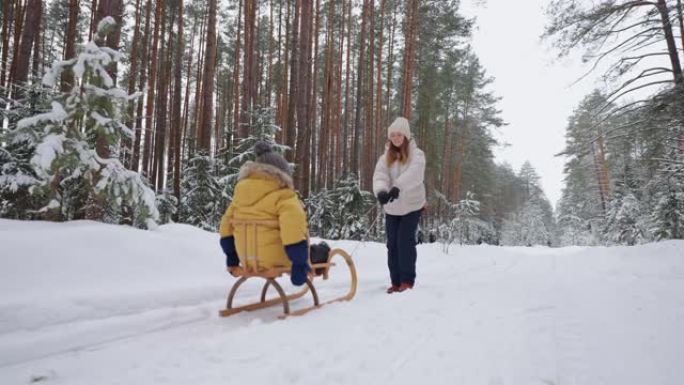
[218,141,310,286]
[373,117,426,294]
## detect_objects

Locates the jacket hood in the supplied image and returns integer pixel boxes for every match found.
[232,161,295,207]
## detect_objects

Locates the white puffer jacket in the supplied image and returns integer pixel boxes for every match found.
[372,140,426,216]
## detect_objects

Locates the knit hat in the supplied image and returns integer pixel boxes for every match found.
[387,117,411,141]
[254,141,292,174]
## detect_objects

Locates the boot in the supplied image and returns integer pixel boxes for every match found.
[386,285,400,294]
[396,282,413,292]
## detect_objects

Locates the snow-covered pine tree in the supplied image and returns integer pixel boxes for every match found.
[305,174,375,240]
[1,82,57,219]
[222,107,288,187]
[500,213,522,246]
[156,189,179,225]
[650,150,684,240]
[519,196,551,246]
[179,153,225,231]
[0,137,40,218]
[435,191,494,251]
[501,196,550,246]
[557,213,593,246]
[8,17,159,227]
[603,193,647,245]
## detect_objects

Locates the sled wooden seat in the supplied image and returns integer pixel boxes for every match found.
[219,219,357,319]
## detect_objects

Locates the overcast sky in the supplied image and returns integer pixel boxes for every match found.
[460,0,602,207]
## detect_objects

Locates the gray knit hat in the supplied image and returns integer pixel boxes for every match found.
[254,141,292,174]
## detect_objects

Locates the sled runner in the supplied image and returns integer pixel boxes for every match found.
[218,219,357,319]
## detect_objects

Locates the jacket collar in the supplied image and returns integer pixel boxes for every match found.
[238,161,294,189]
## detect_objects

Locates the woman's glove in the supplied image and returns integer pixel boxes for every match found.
[377,190,390,205]
[388,187,400,202]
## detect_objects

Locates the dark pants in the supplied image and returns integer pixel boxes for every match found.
[385,209,421,286]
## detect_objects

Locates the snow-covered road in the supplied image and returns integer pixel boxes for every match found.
[1,219,683,384]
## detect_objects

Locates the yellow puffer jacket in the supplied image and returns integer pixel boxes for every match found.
[219,161,308,268]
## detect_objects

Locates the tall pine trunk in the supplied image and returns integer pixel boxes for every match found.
[132,0,152,172]
[295,0,312,195]
[285,0,300,162]
[143,0,162,177]
[400,0,419,119]
[0,0,13,88]
[12,0,41,99]
[656,0,683,85]
[353,0,369,179]
[61,0,81,92]
[171,0,184,201]
[198,0,217,152]
[123,0,141,168]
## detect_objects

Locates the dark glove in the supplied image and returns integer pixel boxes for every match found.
[285,240,311,286]
[220,236,240,267]
[377,190,390,205]
[388,187,400,202]
[290,263,311,286]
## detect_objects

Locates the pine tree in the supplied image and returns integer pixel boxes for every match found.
[650,152,684,240]
[306,174,375,240]
[10,17,159,227]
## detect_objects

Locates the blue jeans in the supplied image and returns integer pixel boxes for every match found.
[385,209,421,286]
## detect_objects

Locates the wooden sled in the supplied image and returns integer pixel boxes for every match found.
[218,219,357,319]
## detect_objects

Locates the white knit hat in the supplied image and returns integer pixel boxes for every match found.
[387,117,411,141]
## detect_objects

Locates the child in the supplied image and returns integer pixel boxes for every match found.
[219,141,310,285]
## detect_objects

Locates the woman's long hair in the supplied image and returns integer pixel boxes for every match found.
[386,138,410,166]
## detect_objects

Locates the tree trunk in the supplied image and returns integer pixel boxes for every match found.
[295,0,312,195]
[123,0,141,167]
[94,0,124,86]
[375,0,386,164]
[308,0,320,194]
[342,0,352,176]
[678,0,684,53]
[232,0,242,144]
[595,125,610,210]
[0,0,13,88]
[31,11,41,80]
[266,0,275,107]
[192,6,207,153]
[89,0,98,41]
[153,8,171,191]
[12,0,41,97]
[239,0,256,139]
[333,0,347,181]
[198,0,217,152]
[385,6,396,128]
[8,0,25,88]
[318,0,333,191]
[142,0,162,177]
[400,0,419,119]
[275,0,285,143]
[353,0,369,179]
[181,12,196,168]
[656,0,683,85]
[362,0,375,191]
[90,0,124,220]
[172,0,184,201]
[452,122,467,203]
[132,0,152,172]
[285,0,300,162]
[61,0,80,93]
[440,115,451,195]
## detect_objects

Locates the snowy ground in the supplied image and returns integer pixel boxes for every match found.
[1,219,683,385]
